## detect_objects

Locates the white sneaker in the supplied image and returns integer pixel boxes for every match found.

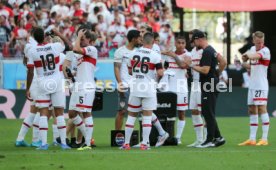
[187,141,203,147]
[177,138,182,145]
[155,132,169,147]
[132,142,150,148]
[195,141,215,148]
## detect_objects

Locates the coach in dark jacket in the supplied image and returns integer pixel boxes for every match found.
[187,30,227,148]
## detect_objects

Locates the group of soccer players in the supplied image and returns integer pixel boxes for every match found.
[15,23,270,150]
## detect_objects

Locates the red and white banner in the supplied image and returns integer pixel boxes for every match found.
[176,0,276,11]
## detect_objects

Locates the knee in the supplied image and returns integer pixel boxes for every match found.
[178,111,185,120]
[248,106,257,115]
[258,106,267,114]
[117,110,126,117]
[68,110,77,119]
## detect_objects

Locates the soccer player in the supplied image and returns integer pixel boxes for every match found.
[162,36,191,144]
[187,30,205,147]
[114,30,141,130]
[15,32,41,147]
[239,31,270,146]
[139,24,161,54]
[26,27,72,150]
[120,32,164,150]
[67,29,98,150]
[138,25,170,147]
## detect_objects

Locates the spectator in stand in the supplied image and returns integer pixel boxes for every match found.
[35,9,48,28]
[88,6,100,24]
[39,0,54,14]
[0,14,12,57]
[108,16,126,47]
[97,14,107,33]
[127,0,144,16]
[61,18,75,40]
[110,7,125,26]
[81,12,92,28]
[88,0,105,14]
[50,0,69,19]
[159,23,174,51]
[79,0,90,11]
[107,17,126,58]
[109,0,124,13]
[26,0,39,12]
[0,1,13,19]
[70,0,85,19]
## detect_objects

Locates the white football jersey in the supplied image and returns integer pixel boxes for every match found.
[59,53,66,79]
[127,47,162,97]
[152,43,161,54]
[248,46,270,90]
[164,49,191,93]
[190,47,203,82]
[65,51,78,75]
[25,37,38,79]
[114,46,135,87]
[28,42,65,94]
[75,46,98,90]
[28,42,65,77]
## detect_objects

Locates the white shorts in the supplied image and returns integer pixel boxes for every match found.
[177,93,189,111]
[69,89,95,113]
[189,91,202,111]
[128,95,157,112]
[247,89,268,105]
[36,90,65,109]
[30,79,39,107]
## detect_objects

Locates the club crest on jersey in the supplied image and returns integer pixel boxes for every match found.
[120,101,125,108]
[115,133,125,146]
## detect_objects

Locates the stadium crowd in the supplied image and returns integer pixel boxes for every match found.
[0,0,175,59]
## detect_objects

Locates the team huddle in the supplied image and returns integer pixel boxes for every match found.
[15,24,270,150]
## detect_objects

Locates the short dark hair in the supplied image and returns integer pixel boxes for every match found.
[143,32,154,45]
[153,32,159,39]
[176,35,186,41]
[94,6,100,14]
[77,24,91,35]
[85,30,98,42]
[127,30,140,42]
[33,27,45,43]
[140,24,152,33]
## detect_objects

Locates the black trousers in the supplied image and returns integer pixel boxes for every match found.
[201,91,222,142]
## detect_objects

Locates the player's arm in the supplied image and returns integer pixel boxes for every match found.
[114,49,123,84]
[217,53,227,75]
[26,66,34,100]
[191,65,210,75]
[114,62,122,83]
[156,62,164,81]
[52,28,73,51]
[189,51,212,75]
[243,51,262,60]
[166,51,189,69]
[127,58,133,76]
[73,29,86,55]
[62,59,72,79]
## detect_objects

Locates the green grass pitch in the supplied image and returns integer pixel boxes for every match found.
[0,117,275,170]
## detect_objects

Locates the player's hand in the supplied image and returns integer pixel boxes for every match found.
[167,51,177,58]
[78,29,87,38]
[185,57,192,67]
[242,53,249,62]
[52,27,59,35]
[26,90,33,101]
